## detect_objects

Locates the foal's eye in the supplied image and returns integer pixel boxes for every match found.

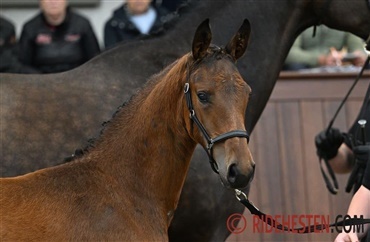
[197,91,209,103]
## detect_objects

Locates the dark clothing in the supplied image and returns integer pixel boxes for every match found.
[104,4,169,49]
[348,83,369,242]
[0,47,39,74]
[0,16,38,73]
[0,16,15,49]
[153,0,187,12]
[348,84,370,146]
[19,8,100,73]
[347,84,370,191]
[363,153,370,189]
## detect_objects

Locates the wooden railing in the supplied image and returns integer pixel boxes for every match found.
[227,71,369,242]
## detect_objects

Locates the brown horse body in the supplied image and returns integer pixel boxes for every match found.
[0,20,254,240]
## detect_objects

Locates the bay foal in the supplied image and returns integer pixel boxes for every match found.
[0,19,254,241]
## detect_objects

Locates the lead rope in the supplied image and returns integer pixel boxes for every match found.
[234,189,370,233]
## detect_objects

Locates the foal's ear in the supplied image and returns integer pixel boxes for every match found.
[225,19,251,61]
[192,19,212,61]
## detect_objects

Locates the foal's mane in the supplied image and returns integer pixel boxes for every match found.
[64,53,192,162]
[65,46,231,162]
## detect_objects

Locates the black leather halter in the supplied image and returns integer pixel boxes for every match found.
[183,81,250,174]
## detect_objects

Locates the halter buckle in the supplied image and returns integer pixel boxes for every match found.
[207,141,214,150]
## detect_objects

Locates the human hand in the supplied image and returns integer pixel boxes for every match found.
[315,128,344,160]
[345,50,367,66]
[318,54,339,66]
[318,48,343,66]
[334,231,359,242]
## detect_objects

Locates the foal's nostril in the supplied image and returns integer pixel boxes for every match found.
[228,164,238,183]
[227,163,254,188]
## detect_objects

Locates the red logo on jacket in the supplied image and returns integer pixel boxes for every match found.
[36,34,52,44]
[65,34,81,42]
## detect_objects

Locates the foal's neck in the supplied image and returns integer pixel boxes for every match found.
[89,56,196,223]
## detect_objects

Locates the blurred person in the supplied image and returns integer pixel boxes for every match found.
[0,16,37,73]
[284,25,367,71]
[18,0,100,74]
[315,85,370,242]
[104,0,169,49]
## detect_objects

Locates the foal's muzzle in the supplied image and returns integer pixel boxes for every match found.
[227,163,255,188]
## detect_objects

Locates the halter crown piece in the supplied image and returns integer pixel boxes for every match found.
[183,82,250,174]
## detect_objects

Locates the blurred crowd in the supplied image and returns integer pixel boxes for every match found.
[0,0,368,74]
[0,0,185,74]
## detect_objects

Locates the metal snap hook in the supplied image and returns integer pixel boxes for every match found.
[235,189,248,201]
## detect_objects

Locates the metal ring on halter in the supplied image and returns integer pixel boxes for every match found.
[189,110,195,118]
[184,83,190,93]
[235,189,248,201]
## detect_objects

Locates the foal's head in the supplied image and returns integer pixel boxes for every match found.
[184,19,255,189]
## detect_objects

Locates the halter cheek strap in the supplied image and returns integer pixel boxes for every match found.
[184,83,250,174]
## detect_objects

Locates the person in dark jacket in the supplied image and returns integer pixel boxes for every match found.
[0,16,38,73]
[315,85,369,176]
[104,0,169,49]
[315,84,369,242]
[19,0,100,74]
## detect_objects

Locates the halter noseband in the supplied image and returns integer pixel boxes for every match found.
[183,82,250,174]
